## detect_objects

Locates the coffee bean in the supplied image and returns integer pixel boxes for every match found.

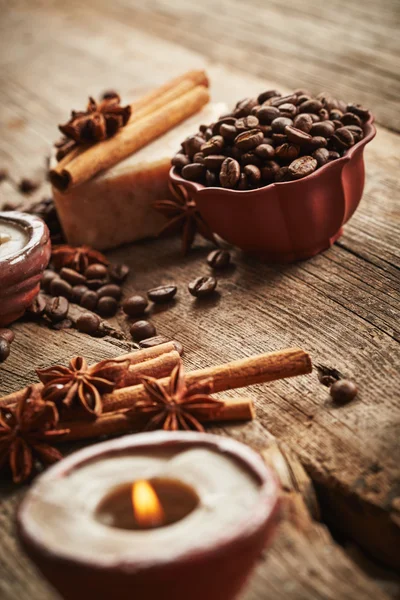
[332,120,343,130]
[87,278,108,291]
[270,94,298,107]
[212,117,236,136]
[84,263,108,280]
[171,153,190,169]
[257,89,280,104]
[219,123,238,141]
[234,97,258,117]
[188,276,217,298]
[130,320,156,341]
[0,328,14,344]
[285,125,312,145]
[138,335,170,349]
[207,249,231,269]
[331,127,355,150]
[297,94,312,105]
[108,263,130,283]
[330,379,358,403]
[261,161,280,182]
[97,284,122,300]
[206,170,218,186]
[26,294,47,317]
[76,312,101,335]
[288,156,318,179]
[313,148,330,167]
[279,103,297,117]
[45,296,69,322]
[275,167,292,182]
[346,125,364,142]
[234,129,264,151]
[237,173,248,190]
[97,296,118,317]
[317,93,339,111]
[148,285,177,303]
[0,338,10,363]
[235,116,259,131]
[50,278,72,300]
[41,269,58,292]
[330,109,343,121]
[52,318,73,331]
[241,152,263,168]
[328,151,341,161]
[201,135,225,156]
[294,88,311,97]
[182,135,204,158]
[204,128,213,140]
[254,144,275,159]
[181,163,206,182]
[310,121,335,138]
[204,155,226,169]
[256,106,280,125]
[243,164,261,185]
[341,112,363,127]
[299,99,323,113]
[272,133,288,145]
[220,158,241,188]
[192,152,205,164]
[80,290,98,311]
[60,267,87,286]
[306,136,328,150]
[71,284,89,303]
[275,143,300,162]
[123,295,148,316]
[347,103,370,121]
[271,117,293,133]
[318,108,329,121]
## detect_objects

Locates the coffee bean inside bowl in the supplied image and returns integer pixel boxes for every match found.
[172,89,370,190]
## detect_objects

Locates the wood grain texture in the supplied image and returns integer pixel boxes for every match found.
[0,1,399,598]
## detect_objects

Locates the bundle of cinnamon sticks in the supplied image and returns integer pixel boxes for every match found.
[50,70,210,192]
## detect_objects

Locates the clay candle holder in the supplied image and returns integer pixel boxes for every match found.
[169,116,376,262]
[18,432,281,600]
[0,211,51,326]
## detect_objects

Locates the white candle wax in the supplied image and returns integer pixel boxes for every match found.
[0,219,29,260]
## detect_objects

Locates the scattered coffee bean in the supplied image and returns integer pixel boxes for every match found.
[26,294,47,317]
[130,320,156,341]
[60,267,86,286]
[97,284,122,300]
[80,290,98,311]
[97,296,118,317]
[85,263,108,280]
[188,276,217,298]
[0,338,11,363]
[45,296,69,322]
[76,312,101,335]
[87,279,105,290]
[41,269,58,292]
[18,178,39,194]
[207,249,231,269]
[288,156,318,179]
[50,278,73,300]
[0,328,15,344]
[123,295,148,316]
[108,263,129,283]
[138,335,171,349]
[72,284,89,303]
[330,379,358,403]
[148,285,177,303]
[220,158,241,188]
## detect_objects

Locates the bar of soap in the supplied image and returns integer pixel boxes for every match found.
[52,103,226,251]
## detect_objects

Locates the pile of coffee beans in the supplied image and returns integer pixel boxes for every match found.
[173,89,370,189]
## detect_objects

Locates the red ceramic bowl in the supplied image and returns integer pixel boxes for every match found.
[0,212,51,326]
[18,432,281,600]
[170,117,376,262]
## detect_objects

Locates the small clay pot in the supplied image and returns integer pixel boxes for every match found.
[17,432,281,600]
[0,212,51,326]
[169,117,376,262]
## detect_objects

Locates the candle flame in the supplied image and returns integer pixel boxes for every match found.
[131,480,165,528]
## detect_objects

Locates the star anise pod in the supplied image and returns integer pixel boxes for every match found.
[153,182,218,255]
[59,95,131,144]
[0,386,69,484]
[51,244,108,273]
[36,356,127,417]
[132,363,223,432]
[54,136,77,161]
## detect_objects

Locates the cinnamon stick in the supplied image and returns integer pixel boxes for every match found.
[60,397,255,442]
[103,348,312,412]
[0,342,180,408]
[50,83,210,192]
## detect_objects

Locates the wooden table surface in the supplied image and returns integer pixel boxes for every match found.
[0,1,399,599]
